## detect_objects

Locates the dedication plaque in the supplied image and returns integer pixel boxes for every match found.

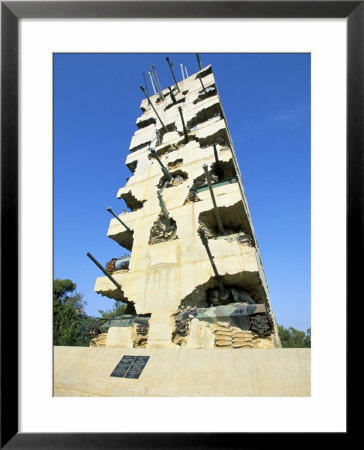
[110,355,149,379]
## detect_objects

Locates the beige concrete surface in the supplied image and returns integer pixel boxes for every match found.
[92,64,281,347]
[54,346,310,397]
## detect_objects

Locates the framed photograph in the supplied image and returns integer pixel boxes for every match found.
[2,1,358,447]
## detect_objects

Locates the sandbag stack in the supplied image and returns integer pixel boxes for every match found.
[210,322,233,348]
[252,335,275,349]
[209,321,274,349]
[232,330,253,348]
[90,333,108,347]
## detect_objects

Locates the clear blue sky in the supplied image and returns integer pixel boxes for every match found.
[54,53,310,331]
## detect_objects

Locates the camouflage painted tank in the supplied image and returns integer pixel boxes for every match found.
[88,315,150,339]
[89,288,273,346]
[175,293,273,339]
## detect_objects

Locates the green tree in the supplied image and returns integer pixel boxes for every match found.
[304,328,311,348]
[53,278,91,346]
[278,324,311,348]
[98,301,127,320]
[53,278,76,302]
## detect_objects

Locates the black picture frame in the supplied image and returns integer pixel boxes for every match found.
[1,1,357,448]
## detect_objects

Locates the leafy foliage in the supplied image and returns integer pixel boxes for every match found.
[278,324,311,348]
[303,327,311,348]
[53,278,93,346]
[53,278,76,302]
[98,302,127,320]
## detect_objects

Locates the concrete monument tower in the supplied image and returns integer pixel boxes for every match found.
[89,56,281,350]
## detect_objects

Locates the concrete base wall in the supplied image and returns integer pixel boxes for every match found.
[54,347,310,397]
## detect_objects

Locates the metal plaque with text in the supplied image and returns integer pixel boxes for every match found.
[110,355,149,379]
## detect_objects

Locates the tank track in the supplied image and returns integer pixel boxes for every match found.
[250,313,273,337]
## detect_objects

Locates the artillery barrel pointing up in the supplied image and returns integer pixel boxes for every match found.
[178,107,189,143]
[202,164,225,235]
[212,143,219,164]
[197,227,225,293]
[142,72,149,96]
[198,74,207,95]
[196,53,202,70]
[166,57,180,92]
[140,85,168,132]
[168,86,177,104]
[157,189,172,229]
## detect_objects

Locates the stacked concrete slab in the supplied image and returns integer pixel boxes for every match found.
[93,63,281,349]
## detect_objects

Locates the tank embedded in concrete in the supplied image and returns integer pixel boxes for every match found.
[94,63,281,349]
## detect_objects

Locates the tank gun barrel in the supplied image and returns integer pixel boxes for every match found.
[87,252,122,290]
[178,107,189,143]
[212,143,219,164]
[212,143,223,181]
[198,74,207,95]
[142,72,149,96]
[202,164,225,235]
[157,189,172,229]
[166,57,180,92]
[196,53,202,70]
[168,86,177,104]
[197,227,225,293]
[150,148,173,181]
[106,207,133,234]
[140,85,168,132]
